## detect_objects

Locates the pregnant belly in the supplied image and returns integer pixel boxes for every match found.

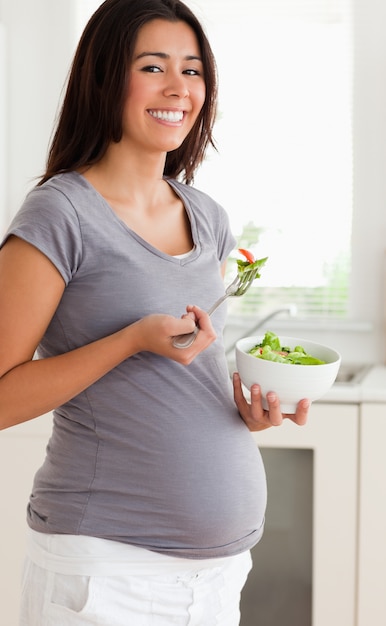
[91,424,268,555]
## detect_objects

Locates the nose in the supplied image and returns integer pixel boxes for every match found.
[163,72,189,99]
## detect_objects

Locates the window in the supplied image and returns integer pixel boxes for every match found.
[75,0,353,320]
[191,0,353,320]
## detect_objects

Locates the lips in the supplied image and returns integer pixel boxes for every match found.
[148,109,184,122]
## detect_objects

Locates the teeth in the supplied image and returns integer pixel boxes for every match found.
[149,110,184,122]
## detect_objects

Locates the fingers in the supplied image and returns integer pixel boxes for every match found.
[158,313,197,340]
[185,304,214,332]
[180,310,196,323]
[233,372,283,428]
[264,391,284,426]
[285,398,310,426]
[249,385,284,427]
[249,383,274,430]
[232,372,310,431]
[169,306,217,364]
[179,305,217,347]
[233,374,271,432]
[134,308,216,366]
[233,371,250,412]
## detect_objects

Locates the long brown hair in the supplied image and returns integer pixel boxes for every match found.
[39,0,218,186]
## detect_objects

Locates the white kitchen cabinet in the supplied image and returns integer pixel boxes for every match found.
[245,402,359,626]
[357,402,386,626]
[0,413,53,626]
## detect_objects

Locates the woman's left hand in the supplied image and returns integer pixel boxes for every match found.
[232,372,309,432]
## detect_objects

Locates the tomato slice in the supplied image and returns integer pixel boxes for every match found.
[238,248,255,264]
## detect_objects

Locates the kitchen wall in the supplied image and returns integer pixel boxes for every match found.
[0,0,385,365]
[0,0,74,226]
[350,0,386,363]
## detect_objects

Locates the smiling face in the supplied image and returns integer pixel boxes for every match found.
[122,19,206,155]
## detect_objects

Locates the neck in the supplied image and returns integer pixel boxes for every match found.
[81,143,179,219]
[106,139,166,179]
[82,141,169,206]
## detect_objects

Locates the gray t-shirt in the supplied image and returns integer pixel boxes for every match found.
[3,172,266,559]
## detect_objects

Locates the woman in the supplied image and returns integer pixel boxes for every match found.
[0,0,309,624]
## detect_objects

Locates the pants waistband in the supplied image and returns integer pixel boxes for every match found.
[26,528,246,577]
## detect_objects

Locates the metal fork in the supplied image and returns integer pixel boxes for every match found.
[172,271,257,349]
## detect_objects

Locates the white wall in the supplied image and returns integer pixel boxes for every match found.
[350,0,386,356]
[0,21,6,235]
[0,0,74,230]
[0,0,385,365]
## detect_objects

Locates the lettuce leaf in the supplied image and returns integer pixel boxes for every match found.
[249,331,325,366]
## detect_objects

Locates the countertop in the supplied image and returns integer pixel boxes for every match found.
[319,364,386,404]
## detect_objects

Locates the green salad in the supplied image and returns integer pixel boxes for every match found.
[236,248,267,282]
[249,331,326,365]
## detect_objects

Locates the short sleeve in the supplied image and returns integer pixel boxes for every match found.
[1,184,83,285]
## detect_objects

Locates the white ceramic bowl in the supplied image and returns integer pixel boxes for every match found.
[235,335,341,413]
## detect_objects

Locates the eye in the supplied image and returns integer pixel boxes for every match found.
[183,68,202,76]
[141,65,163,73]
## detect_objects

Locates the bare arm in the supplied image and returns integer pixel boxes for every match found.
[0,237,214,430]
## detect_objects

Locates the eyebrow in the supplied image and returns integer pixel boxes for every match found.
[134,51,202,62]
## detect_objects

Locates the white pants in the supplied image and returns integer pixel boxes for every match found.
[20,530,252,625]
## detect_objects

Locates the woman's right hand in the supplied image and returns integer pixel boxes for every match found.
[131,304,217,365]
